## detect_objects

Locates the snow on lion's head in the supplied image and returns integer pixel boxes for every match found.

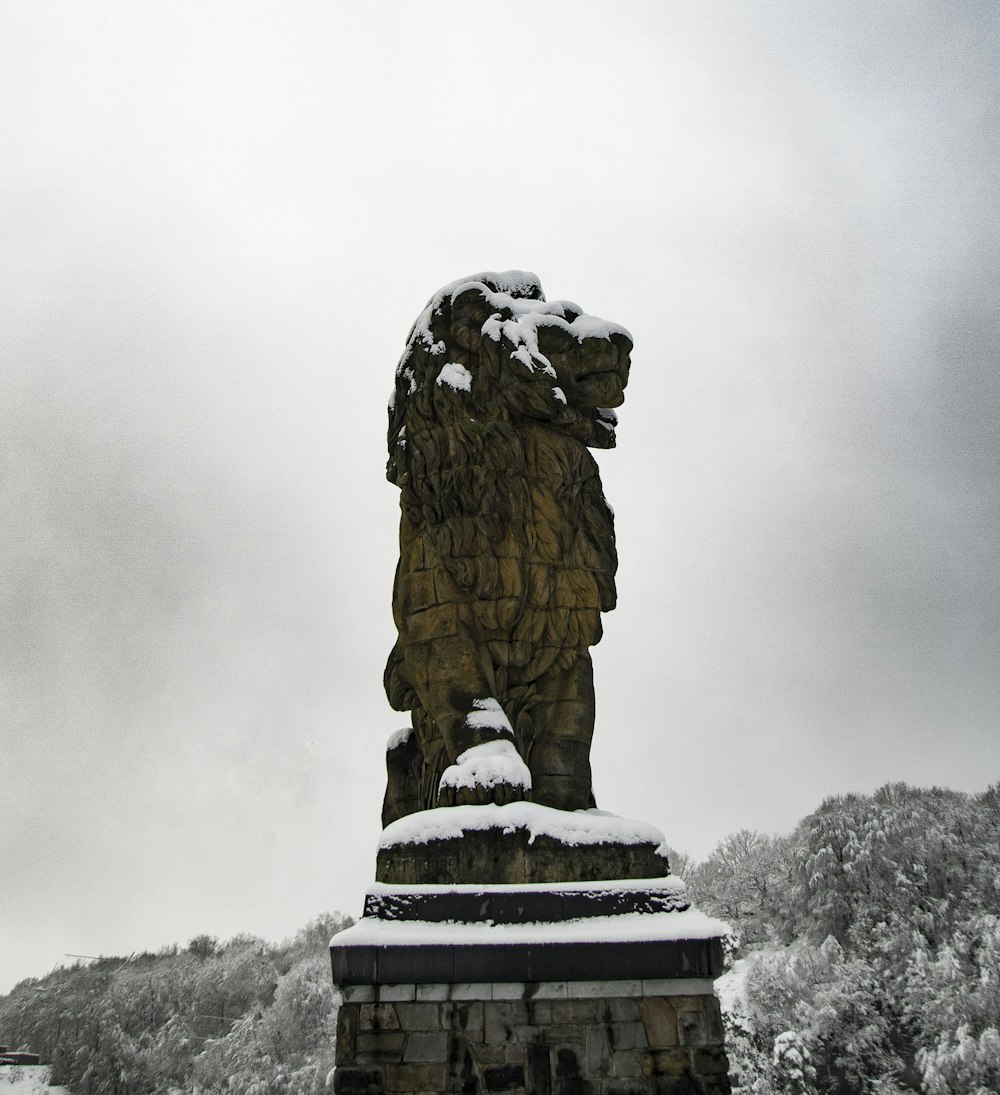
[387,271,632,490]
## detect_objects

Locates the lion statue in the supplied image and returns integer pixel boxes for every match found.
[382,271,632,826]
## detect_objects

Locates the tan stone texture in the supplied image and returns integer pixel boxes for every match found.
[382,275,632,824]
[334,992,731,1094]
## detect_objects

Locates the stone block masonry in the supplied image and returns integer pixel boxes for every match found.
[329,871,733,1091]
[333,982,730,1095]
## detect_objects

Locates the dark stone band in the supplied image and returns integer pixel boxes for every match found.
[331,937,725,986]
[363,884,689,923]
[376,828,671,885]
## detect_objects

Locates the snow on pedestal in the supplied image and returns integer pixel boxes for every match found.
[379,802,671,852]
[375,803,676,886]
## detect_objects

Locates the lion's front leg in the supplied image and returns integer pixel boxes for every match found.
[402,634,531,808]
[381,706,451,826]
[523,653,598,812]
[437,698,532,808]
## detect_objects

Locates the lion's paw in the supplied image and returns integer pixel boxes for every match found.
[438,739,532,808]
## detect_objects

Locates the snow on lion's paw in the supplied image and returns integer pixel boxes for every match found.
[438,739,532,807]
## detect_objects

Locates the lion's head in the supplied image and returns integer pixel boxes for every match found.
[387,271,632,488]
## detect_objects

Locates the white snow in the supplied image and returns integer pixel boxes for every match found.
[389,365,420,410]
[386,725,414,751]
[464,698,513,733]
[379,802,670,853]
[0,1065,70,1095]
[714,955,750,1016]
[485,315,559,379]
[714,946,783,1018]
[367,875,689,898]
[435,362,472,392]
[438,740,532,795]
[402,270,544,366]
[397,272,632,394]
[331,906,730,948]
[434,702,529,795]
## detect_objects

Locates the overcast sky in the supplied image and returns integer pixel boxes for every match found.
[2,1,998,994]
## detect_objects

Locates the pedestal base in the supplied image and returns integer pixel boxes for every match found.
[333,979,731,1095]
[376,804,672,885]
[334,807,732,1092]
[331,890,732,1094]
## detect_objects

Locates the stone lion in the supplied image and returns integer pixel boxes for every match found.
[382,272,632,825]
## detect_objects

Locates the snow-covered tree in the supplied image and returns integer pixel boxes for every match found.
[0,910,351,1095]
[703,783,1000,1094]
[685,828,797,947]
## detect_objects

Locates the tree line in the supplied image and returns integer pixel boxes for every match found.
[680,782,1000,1094]
[0,912,352,1095]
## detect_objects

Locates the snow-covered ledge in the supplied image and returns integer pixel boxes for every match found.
[379,803,671,851]
[375,803,675,886]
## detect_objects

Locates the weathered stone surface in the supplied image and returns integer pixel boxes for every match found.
[693,1048,730,1076]
[553,998,600,1024]
[331,936,724,987]
[484,1001,515,1044]
[529,981,570,999]
[393,1001,439,1030]
[336,1006,357,1064]
[332,1067,382,1094]
[365,878,686,919]
[355,1030,405,1061]
[483,1063,526,1091]
[471,1042,522,1067]
[641,998,679,1049]
[340,984,376,1003]
[334,991,730,1093]
[526,999,553,1024]
[651,1077,700,1095]
[677,1010,706,1047]
[383,1062,448,1091]
[358,1003,399,1031]
[608,998,641,1023]
[442,999,484,1030]
[642,1048,690,1077]
[611,1021,648,1051]
[404,1031,448,1062]
[703,998,726,1045]
[416,982,451,1001]
[612,1049,644,1077]
[377,983,415,1001]
[382,273,632,827]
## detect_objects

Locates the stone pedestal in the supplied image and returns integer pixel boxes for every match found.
[374,803,673,887]
[331,826,732,1094]
[333,978,730,1095]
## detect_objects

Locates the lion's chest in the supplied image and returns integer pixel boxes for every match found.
[394,423,616,669]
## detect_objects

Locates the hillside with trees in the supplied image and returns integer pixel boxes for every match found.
[2,784,997,1094]
[0,913,352,1095]
[684,783,1000,1094]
